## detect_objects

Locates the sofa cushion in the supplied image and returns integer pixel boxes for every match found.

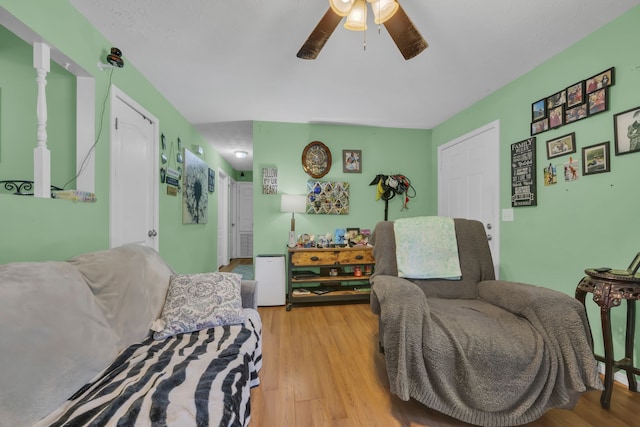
[0,261,119,427]
[68,244,173,349]
[153,272,245,340]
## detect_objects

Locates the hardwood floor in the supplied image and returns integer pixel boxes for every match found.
[249,302,640,427]
[219,258,252,272]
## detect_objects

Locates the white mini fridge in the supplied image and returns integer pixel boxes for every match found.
[255,254,286,306]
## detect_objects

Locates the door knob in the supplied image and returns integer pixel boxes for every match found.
[487,234,492,241]
[486,223,492,230]
[148,229,157,237]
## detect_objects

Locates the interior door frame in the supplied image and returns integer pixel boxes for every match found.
[437,120,500,276]
[217,169,230,268]
[109,85,159,251]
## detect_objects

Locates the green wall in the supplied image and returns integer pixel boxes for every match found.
[0,0,236,273]
[2,0,639,375]
[432,6,640,363]
[0,24,76,185]
[252,121,432,257]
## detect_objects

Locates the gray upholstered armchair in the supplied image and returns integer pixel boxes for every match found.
[370,217,602,426]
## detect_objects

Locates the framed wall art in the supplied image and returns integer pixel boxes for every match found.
[532,98,546,121]
[613,106,640,155]
[306,180,349,215]
[582,141,610,176]
[586,67,614,94]
[547,90,566,110]
[527,66,614,136]
[262,167,278,194]
[208,168,215,192]
[566,81,584,108]
[565,104,588,124]
[531,118,549,136]
[587,87,608,115]
[548,105,565,129]
[510,137,537,207]
[342,150,361,173]
[546,132,576,159]
[182,148,209,224]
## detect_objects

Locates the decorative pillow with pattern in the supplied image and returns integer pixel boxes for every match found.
[153,272,245,340]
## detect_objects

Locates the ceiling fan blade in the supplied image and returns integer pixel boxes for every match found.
[297,8,343,60]
[383,3,428,60]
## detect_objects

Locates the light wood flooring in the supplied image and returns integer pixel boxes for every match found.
[217,259,640,426]
[248,302,640,427]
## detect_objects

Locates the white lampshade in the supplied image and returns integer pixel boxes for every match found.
[329,0,355,17]
[280,194,306,214]
[344,0,367,31]
[369,0,399,24]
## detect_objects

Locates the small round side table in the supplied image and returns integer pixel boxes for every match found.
[575,269,640,409]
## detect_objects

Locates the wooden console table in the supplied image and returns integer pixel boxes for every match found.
[575,269,640,408]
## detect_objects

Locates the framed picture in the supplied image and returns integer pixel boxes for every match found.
[546,132,576,159]
[566,81,585,108]
[532,98,546,121]
[531,118,549,136]
[547,90,566,110]
[582,141,610,176]
[345,227,360,243]
[208,168,215,192]
[342,150,361,173]
[588,87,608,115]
[548,105,565,129]
[511,137,537,207]
[613,105,640,155]
[182,149,209,224]
[566,104,588,124]
[585,67,614,94]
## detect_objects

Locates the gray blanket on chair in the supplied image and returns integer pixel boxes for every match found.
[373,276,603,426]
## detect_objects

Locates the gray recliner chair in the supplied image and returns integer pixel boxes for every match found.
[369,217,602,426]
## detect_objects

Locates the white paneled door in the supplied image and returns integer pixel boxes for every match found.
[110,87,159,251]
[438,120,500,277]
[235,182,253,258]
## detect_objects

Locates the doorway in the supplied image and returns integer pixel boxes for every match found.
[217,169,230,268]
[109,86,159,251]
[232,181,253,258]
[438,120,500,277]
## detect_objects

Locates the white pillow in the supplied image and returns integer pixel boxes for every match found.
[153,272,245,340]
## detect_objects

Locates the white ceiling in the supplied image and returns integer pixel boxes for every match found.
[68,0,640,171]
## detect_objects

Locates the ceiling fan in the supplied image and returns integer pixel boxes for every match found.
[297,0,428,60]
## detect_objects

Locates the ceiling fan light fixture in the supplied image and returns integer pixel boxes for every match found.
[329,0,355,17]
[369,0,399,24]
[344,0,367,31]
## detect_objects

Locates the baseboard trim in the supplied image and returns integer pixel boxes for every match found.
[597,362,630,387]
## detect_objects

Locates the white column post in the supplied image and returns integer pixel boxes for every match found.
[33,42,51,198]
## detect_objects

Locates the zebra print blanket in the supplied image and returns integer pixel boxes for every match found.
[35,309,262,427]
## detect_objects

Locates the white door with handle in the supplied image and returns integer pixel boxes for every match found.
[438,120,500,277]
[110,86,159,250]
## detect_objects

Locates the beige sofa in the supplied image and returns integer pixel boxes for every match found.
[0,244,261,426]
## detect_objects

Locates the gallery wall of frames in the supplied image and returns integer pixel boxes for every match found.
[512,66,640,207]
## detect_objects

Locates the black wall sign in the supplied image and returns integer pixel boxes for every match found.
[511,137,537,207]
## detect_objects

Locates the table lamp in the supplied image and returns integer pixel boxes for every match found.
[280,194,306,247]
